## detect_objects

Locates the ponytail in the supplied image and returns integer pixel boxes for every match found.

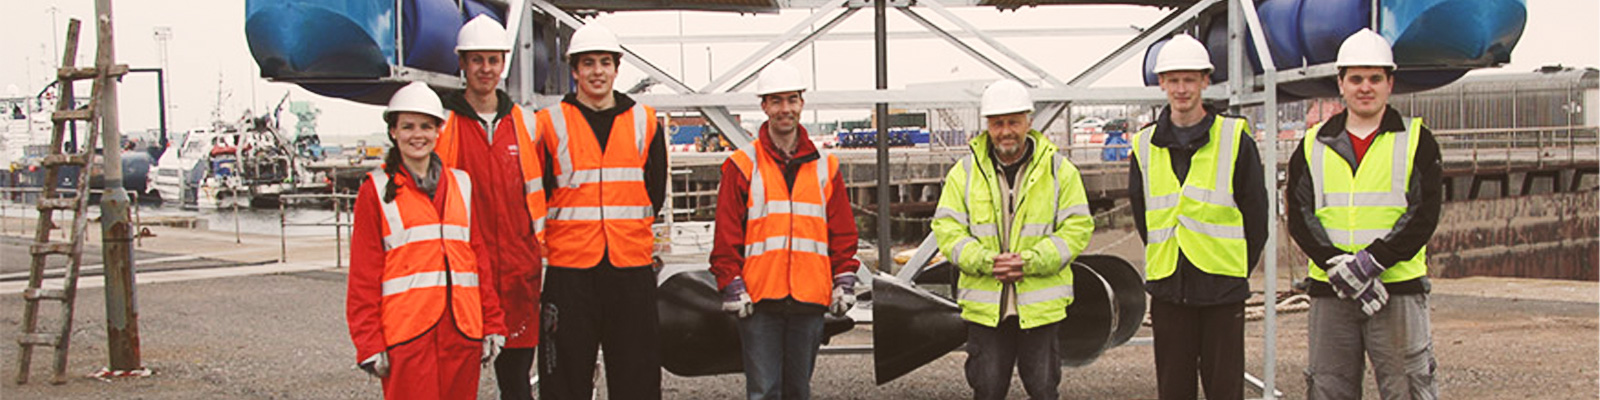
[381,146,403,203]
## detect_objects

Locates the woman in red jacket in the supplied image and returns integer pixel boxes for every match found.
[346,82,506,399]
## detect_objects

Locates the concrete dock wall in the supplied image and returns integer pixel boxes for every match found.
[1275,190,1599,281]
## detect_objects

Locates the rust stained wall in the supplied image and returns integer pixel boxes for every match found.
[1430,191,1598,280]
[1274,190,1599,282]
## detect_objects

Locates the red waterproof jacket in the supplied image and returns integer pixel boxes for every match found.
[437,90,544,348]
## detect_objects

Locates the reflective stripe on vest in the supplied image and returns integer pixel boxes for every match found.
[959,283,1073,308]
[731,140,838,306]
[365,168,484,345]
[1305,117,1428,283]
[1132,117,1249,280]
[540,102,657,268]
[382,271,480,296]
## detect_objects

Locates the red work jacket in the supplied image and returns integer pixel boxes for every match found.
[435,91,544,348]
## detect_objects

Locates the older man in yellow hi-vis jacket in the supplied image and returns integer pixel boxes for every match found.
[932,79,1095,400]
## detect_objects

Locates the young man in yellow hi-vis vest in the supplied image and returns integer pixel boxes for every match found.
[1287,29,1443,400]
[932,79,1095,400]
[1128,34,1269,400]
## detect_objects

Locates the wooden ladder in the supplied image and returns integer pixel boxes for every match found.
[14,18,127,385]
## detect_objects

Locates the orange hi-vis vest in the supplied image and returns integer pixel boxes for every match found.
[728,139,840,306]
[435,105,547,238]
[366,168,484,346]
[537,102,658,268]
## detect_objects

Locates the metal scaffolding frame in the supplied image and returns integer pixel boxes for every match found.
[521,0,1238,151]
[515,0,1298,396]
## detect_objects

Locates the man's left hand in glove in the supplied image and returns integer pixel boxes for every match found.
[830,273,858,317]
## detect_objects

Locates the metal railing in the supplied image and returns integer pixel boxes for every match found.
[1433,126,1600,170]
[277,193,357,267]
[0,187,142,245]
[1055,125,1600,169]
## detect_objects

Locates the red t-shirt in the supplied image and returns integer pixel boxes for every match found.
[1348,129,1379,164]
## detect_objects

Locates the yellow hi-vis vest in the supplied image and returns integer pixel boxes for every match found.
[1131,117,1250,280]
[1303,117,1428,283]
[931,130,1095,329]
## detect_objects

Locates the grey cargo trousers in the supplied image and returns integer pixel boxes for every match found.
[1305,294,1438,400]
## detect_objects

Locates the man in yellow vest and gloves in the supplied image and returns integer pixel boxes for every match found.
[710,60,861,400]
[1128,34,1269,400]
[1287,28,1443,400]
[932,79,1094,400]
[432,15,545,399]
[534,23,669,400]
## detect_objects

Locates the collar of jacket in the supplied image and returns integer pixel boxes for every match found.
[393,153,444,194]
[1150,105,1219,150]
[561,90,638,118]
[757,122,820,165]
[1315,105,1408,142]
[440,88,515,123]
[967,129,1057,179]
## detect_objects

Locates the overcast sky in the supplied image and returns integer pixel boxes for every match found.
[1,1,1594,142]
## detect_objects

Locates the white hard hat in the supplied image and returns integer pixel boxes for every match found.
[756,60,806,96]
[566,24,623,57]
[981,79,1032,117]
[456,15,511,53]
[1335,28,1395,69]
[1153,34,1213,74]
[385,82,446,123]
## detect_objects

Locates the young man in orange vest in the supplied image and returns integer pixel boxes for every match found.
[534,23,669,400]
[710,60,861,400]
[432,16,546,399]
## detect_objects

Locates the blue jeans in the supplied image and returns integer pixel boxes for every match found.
[737,311,825,400]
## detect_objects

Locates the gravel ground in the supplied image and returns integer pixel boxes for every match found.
[1,261,1594,399]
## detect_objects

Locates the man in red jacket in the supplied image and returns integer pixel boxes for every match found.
[434,15,547,399]
[710,60,861,400]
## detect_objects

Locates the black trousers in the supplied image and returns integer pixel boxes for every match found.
[538,263,661,400]
[1150,299,1246,400]
[494,347,535,400]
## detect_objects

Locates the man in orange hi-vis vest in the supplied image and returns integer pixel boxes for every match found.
[534,23,669,400]
[431,16,545,399]
[710,60,861,400]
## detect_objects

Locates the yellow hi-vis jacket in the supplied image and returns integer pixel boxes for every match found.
[1303,118,1428,283]
[932,130,1095,329]
[1130,116,1250,280]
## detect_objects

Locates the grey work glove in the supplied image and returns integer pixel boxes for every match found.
[359,352,389,379]
[722,277,753,318]
[1326,251,1389,315]
[1354,277,1389,316]
[830,273,858,317]
[1324,254,1361,299]
[481,334,505,367]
